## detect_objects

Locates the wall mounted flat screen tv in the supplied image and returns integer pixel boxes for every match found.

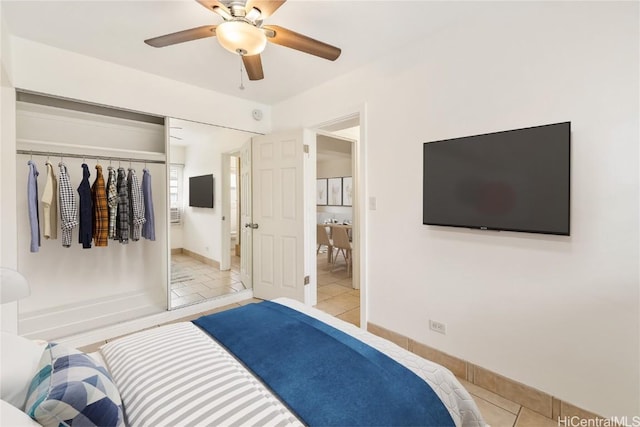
[423,122,570,235]
[189,174,214,208]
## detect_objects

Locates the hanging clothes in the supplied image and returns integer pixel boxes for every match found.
[127,168,146,242]
[106,166,118,239]
[27,160,41,253]
[77,163,93,249]
[92,164,109,247]
[116,167,130,244]
[41,161,58,240]
[58,163,78,248]
[141,168,155,241]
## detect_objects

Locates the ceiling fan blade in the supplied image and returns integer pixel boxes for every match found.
[264,25,341,61]
[196,0,230,15]
[243,54,264,80]
[246,0,286,19]
[144,25,217,48]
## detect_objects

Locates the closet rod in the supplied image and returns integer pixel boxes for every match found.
[16,150,165,165]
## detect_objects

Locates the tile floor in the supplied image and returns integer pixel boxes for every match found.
[170,252,244,308]
[314,247,360,327]
[82,248,559,427]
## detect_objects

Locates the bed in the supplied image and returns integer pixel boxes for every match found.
[2,298,486,427]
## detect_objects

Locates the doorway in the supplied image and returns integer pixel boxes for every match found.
[313,118,361,327]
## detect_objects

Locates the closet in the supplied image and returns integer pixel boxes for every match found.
[15,92,168,340]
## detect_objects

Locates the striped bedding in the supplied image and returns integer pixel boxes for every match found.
[100,298,485,427]
[100,322,301,427]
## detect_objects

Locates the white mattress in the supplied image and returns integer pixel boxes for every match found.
[100,298,485,427]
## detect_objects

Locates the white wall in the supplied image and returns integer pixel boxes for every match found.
[317,157,351,178]
[0,9,18,332]
[272,2,639,419]
[9,37,271,134]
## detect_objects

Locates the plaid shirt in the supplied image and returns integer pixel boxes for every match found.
[58,163,78,248]
[116,167,129,244]
[127,168,146,241]
[106,166,118,239]
[92,164,109,247]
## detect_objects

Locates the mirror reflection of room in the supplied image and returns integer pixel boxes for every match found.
[168,118,252,309]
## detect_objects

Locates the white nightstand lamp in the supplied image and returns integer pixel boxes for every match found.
[0,268,30,304]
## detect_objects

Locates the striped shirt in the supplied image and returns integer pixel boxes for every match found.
[92,164,109,247]
[58,163,78,248]
[127,168,146,242]
[106,166,118,239]
[116,167,129,244]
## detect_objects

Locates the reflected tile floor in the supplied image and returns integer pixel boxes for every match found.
[170,252,243,307]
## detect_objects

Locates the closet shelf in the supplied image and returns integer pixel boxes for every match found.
[17,138,166,164]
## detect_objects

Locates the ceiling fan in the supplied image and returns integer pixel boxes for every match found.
[144,0,341,81]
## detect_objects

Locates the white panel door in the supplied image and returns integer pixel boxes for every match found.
[239,139,252,289]
[252,130,305,302]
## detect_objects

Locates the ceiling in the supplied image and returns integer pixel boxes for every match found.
[1,1,481,105]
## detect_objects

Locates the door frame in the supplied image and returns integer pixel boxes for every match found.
[220,152,232,271]
[220,150,240,271]
[312,109,366,329]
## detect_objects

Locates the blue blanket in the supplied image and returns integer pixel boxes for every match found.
[193,301,455,427]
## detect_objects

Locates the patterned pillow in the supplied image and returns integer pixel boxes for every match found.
[24,343,124,427]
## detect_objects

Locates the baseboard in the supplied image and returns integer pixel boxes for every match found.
[366,322,606,423]
[177,248,220,269]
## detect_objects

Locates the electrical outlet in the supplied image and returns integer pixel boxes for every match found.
[429,320,447,335]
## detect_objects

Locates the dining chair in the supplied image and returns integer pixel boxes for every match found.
[317,224,334,263]
[331,226,352,276]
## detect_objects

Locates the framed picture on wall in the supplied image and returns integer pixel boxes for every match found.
[342,177,353,206]
[316,179,328,205]
[328,177,342,206]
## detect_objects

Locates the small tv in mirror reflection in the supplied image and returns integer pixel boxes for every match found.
[189,174,214,208]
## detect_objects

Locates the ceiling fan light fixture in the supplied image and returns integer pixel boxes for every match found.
[216,21,267,56]
[245,7,262,22]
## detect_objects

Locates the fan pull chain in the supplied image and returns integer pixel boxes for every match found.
[239,55,245,90]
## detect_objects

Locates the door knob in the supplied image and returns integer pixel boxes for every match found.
[244,223,259,229]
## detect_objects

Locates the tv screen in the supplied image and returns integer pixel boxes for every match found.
[189,174,214,208]
[423,122,570,235]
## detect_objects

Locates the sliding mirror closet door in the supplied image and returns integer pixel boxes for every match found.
[168,118,254,309]
[15,92,168,341]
